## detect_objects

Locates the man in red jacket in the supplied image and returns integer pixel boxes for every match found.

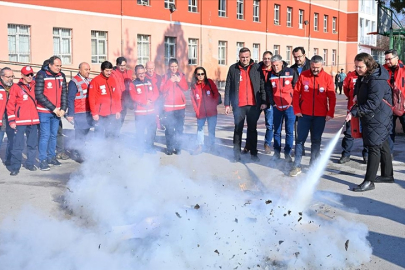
[89,61,121,138]
[290,55,336,176]
[7,66,39,175]
[130,64,159,152]
[383,49,405,154]
[145,61,164,130]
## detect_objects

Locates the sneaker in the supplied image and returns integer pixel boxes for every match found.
[56,151,70,160]
[10,170,19,176]
[285,154,293,163]
[26,165,38,171]
[251,155,260,162]
[39,160,50,171]
[47,157,62,166]
[264,144,271,154]
[289,167,302,177]
[338,156,350,164]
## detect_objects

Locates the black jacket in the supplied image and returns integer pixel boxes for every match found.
[351,65,392,146]
[290,57,310,76]
[35,64,68,112]
[224,60,266,108]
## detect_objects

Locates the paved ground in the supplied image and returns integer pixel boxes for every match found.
[0,93,404,269]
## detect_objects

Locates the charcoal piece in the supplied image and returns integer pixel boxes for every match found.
[345,240,349,251]
[175,212,181,218]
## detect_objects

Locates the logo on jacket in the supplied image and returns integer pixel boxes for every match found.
[196,94,200,100]
[304,85,309,91]
[137,88,142,94]
[286,72,290,76]
[353,78,357,84]
[47,82,53,89]
[285,80,290,85]
[149,86,152,91]
[240,75,243,81]
[0,93,3,100]
[272,82,276,87]
[100,85,106,95]
[206,90,211,96]
[319,87,325,93]
[23,94,28,101]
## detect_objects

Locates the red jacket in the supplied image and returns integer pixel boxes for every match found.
[383,62,405,97]
[111,68,134,95]
[238,64,256,107]
[7,80,39,126]
[161,72,189,112]
[293,69,336,118]
[269,67,297,111]
[130,78,159,115]
[88,73,122,117]
[0,82,8,127]
[191,79,219,119]
[71,74,91,114]
[343,71,357,111]
[145,72,162,92]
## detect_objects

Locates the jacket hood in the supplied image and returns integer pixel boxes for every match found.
[370,64,389,81]
[41,63,49,72]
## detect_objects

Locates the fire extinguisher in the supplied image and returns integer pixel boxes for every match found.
[351,116,362,138]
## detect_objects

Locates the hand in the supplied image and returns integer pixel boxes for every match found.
[260,104,267,110]
[225,106,231,115]
[10,123,16,129]
[67,116,74,123]
[170,75,178,82]
[53,108,60,116]
[295,113,303,117]
[93,115,99,121]
[353,95,357,103]
[58,110,65,117]
[326,116,332,122]
[345,113,352,122]
[116,112,121,119]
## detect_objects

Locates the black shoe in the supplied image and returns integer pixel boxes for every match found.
[166,149,173,155]
[374,176,395,183]
[363,156,368,164]
[241,147,250,155]
[47,157,61,166]
[251,154,260,162]
[338,156,350,164]
[173,149,181,155]
[10,170,19,176]
[39,160,50,171]
[353,181,375,192]
[26,165,37,171]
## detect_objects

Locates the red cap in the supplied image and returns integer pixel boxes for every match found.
[21,66,34,75]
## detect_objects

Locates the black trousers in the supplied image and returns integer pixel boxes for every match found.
[10,125,38,171]
[164,109,185,151]
[135,114,156,149]
[233,105,261,156]
[365,138,393,182]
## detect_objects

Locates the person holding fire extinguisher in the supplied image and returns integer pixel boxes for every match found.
[346,53,394,192]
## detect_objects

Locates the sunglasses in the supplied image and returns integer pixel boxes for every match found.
[25,73,34,77]
[196,73,205,76]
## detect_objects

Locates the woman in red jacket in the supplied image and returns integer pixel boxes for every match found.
[161,58,189,155]
[190,67,219,154]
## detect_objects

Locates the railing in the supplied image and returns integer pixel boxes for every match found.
[0,60,99,80]
[359,36,377,46]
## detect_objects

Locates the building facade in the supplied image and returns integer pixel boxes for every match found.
[0,0,359,82]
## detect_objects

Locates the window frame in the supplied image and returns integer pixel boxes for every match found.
[274,4,280,25]
[188,0,198,13]
[323,49,328,66]
[286,46,292,65]
[218,40,227,65]
[287,7,292,27]
[188,38,198,65]
[299,9,304,29]
[253,0,260,22]
[314,13,319,31]
[236,42,245,62]
[219,0,227,17]
[237,0,244,20]
[332,17,337,33]
[273,45,280,56]
[53,27,72,64]
[137,34,151,66]
[164,36,177,64]
[8,24,31,63]
[252,43,260,63]
[164,0,175,9]
[323,15,328,33]
[91,30,108,64]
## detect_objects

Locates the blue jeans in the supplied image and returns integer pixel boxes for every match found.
[10,125,38,171]
[0,120,15,162]
[294,114,326,168]
[197,115,217,147]
[273,106,295,155]
[38,113,60,161]
[264,106,274,146]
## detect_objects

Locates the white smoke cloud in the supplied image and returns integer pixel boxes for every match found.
[0,137,372,269]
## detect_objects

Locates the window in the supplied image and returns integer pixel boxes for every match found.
[188,38,198,65]
[274,45,280,56]
[8,24,30,62]
[165,36,176,64]
[299,10,304,29]
[137,0,149,5]
[165,0,175,9]
[323,15,328,32]
[274,4,280,25]
[237,0,244,20]
[91,30,107,64]
[189,0,197,12]
[218,41,227,65]
[219,0,226,17]
[236,42,244,61]
[313,48,318,56]
[137,34,150,65]
[287,7,292,27]
[323,49,328,65]
[253,0,260,22]
[217,81,226,89]
[286,46,292,65]
[53,28,72,64]
[314,13,319,31]
[332,49,336,66]
[332,17,337,33]
[252,43,260,63]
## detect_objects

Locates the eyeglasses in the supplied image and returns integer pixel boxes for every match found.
[263,58,271,60]
[293,55,304,59]
[25,73,34,77]
[2,75,15,79]
[196,73,205,76]
[385,57,397,62]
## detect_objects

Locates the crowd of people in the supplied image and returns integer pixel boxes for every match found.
[0,47,403,192]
